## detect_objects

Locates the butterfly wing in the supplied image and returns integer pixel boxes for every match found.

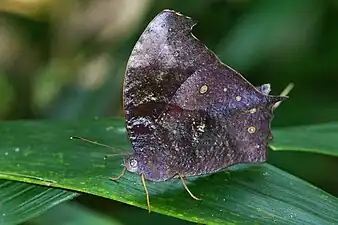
[165,55,286,176]
[124,10,202,180]
[123,10,286,180]
[123,10,216,164]
[124,10,197,121]
[156,100,279,177]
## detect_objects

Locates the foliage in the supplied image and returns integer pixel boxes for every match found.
[0,0,337,224]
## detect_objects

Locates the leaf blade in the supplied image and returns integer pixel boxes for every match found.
[0,180,78,225]
[271,123,338,157]
[0,118,337,224]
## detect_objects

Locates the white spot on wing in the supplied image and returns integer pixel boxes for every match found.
[199,85,208,94]
[129,117,155,129]
[196,123,205,132]
[249,108,257,114]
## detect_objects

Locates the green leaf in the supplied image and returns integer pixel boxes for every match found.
[0,118,337,224]
[0,180,78,225]
[29,202,123,225]
[270,123,338,157]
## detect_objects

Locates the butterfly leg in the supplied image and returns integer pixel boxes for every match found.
[141,174,151,213]
[178,173,201,201]
[110,167,126,181]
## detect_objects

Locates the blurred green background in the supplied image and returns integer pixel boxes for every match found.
[0,0,337,224]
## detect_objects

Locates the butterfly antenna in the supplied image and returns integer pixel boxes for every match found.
[70,136,128,161]
[104,153,128,160]
[273,82,294,110]
[70,136,118,149]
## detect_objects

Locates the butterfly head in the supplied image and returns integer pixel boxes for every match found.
[123,153,170,181]
[123,154,139,173]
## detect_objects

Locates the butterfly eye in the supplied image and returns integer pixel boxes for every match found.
[129,159,138,168]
